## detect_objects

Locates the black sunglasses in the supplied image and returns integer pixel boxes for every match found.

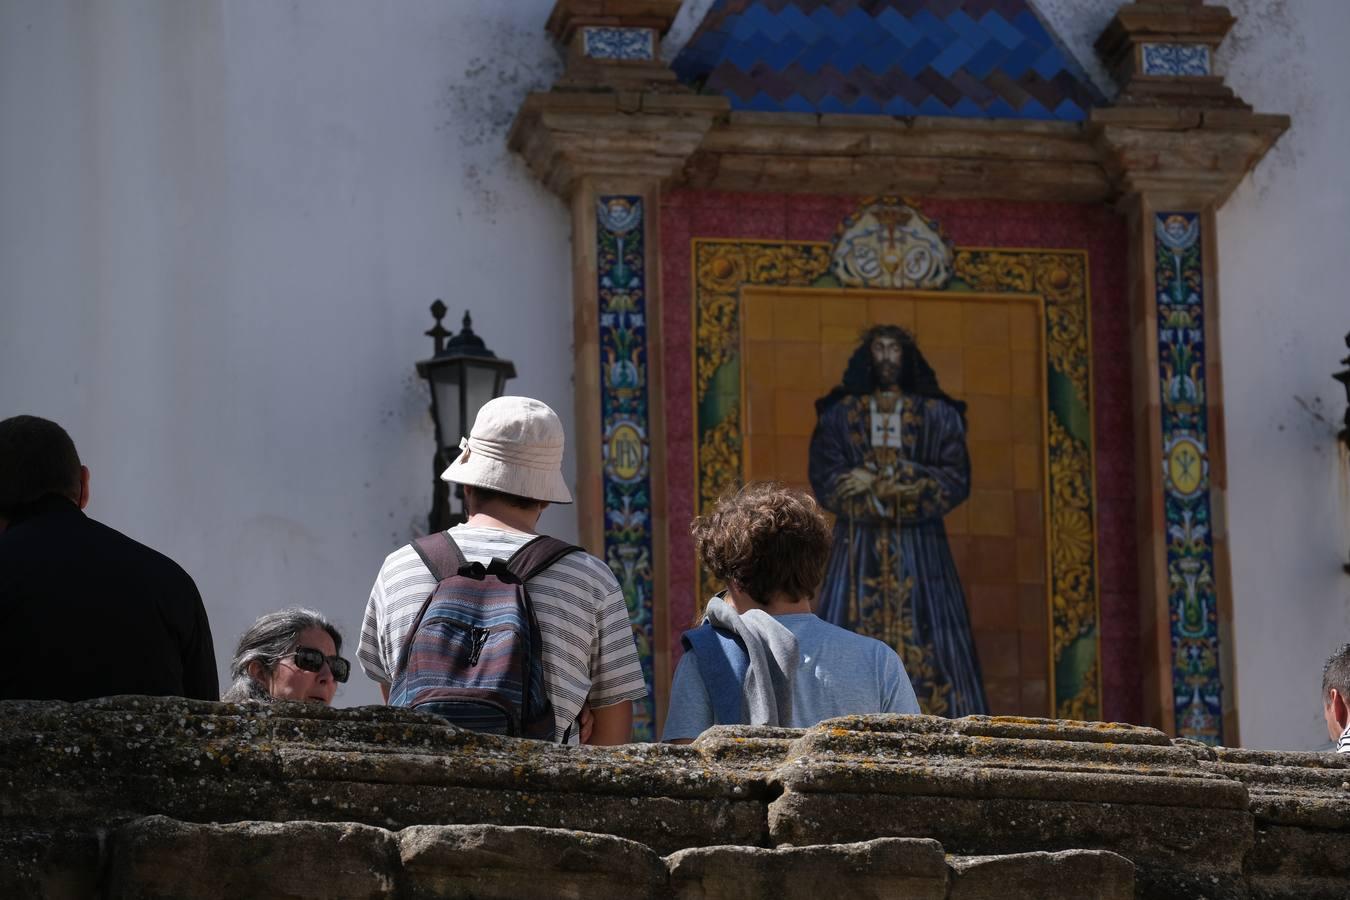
[289,646,350,683]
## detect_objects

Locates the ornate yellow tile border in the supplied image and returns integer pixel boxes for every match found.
[691,239,1102,719]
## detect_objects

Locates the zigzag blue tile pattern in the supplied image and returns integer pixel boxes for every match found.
[672,0,1103,120]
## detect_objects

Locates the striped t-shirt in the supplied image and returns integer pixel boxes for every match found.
[358,525,647,744]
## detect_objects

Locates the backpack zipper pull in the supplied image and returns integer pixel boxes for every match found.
[468,627,490,666]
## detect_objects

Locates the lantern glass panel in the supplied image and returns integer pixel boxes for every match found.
[429,361,465,452]
[462,360,502,441]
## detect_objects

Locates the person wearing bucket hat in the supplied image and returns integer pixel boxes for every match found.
[358,397,646,745]
[438,396,574,504]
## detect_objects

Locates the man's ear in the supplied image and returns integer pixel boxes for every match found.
[246,659,269,685]
[77,466,90,510]
[1334,689,1350,731]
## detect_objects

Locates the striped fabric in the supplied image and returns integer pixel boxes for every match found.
[360,526,648,744]
[1338,723,1350,754]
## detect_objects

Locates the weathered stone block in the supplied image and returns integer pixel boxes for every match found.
[948,849,1134,900]
[0,697,768,854]
[1246,824,1350,900]
[0,828,102,900]
[665,838,947,900]
[399,824,666,899]
[766,713,1253,895]
[104,816,400,899]
[767,792,1251,897]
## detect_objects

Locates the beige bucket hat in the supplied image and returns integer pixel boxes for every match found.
[440,396,573,504]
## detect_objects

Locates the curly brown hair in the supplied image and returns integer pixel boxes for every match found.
[692,482,832,606]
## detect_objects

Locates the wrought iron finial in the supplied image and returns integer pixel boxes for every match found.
[445,309,492,357]
[426,300,452,355]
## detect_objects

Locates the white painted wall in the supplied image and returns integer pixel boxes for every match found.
[0,0,571,708]
[3,0,1347,740]
[1039,0,1350,750]
[1211,0,1350,750]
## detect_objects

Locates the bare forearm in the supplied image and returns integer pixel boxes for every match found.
[587,700,633,745]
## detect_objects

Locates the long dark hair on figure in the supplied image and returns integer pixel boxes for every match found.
[814,324,966,417]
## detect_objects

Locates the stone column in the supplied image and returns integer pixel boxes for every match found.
[509,0,726,738]
[1094,2,1287,744]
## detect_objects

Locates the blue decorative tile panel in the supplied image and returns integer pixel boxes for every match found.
[672,0,1104,120]
[1141,43,1211,77]
[583,26,656,61]
[1154,211,1223,746]
[597,196,656,741]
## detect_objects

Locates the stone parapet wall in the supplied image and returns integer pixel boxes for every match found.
[13,817,1133,900]
[2,698,1347,898]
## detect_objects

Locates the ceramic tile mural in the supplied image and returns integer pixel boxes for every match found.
[1154,211,1223,745]
[582,26,656,61]
[1140,43,1211,77]
[689,219,1102,722]
[597,196,656,740]
[660,192,1138,724]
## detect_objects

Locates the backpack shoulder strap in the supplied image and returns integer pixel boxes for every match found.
[505,535,582,583]
[410,531,468,582]
[681,623,749,726]
[392,534,470,683]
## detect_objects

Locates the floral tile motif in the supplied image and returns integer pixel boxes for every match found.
[1141,43,1211,77]
[597,196,656,740]
[582,26,656,61]
[1154,211,1223,745]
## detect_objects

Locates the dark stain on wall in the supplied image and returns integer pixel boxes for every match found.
[437,17,561,224]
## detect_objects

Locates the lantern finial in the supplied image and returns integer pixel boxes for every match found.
[426,300,452,355]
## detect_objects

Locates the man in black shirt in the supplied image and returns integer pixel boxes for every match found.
[0,415,218,700]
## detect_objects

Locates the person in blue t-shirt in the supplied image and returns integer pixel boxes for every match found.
[662,482,920,743]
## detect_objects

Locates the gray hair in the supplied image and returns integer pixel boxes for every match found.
[1324,643,1350,698]
[221,607,343,702]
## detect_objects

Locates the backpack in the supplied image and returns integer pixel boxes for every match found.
[388,532,579,741]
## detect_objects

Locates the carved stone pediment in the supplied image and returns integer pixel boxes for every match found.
[507,91,727,198]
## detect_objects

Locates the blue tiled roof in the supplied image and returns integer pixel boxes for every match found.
[672,0,1103,121]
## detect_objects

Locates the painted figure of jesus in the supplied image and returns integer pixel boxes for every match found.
[808,324,989,717]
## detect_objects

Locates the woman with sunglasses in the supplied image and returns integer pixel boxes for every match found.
[221,608,349,705]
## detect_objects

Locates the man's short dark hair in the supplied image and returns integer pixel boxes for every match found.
[0,416,82,517]
[1323,644,1350,698]
[692,482,831,606]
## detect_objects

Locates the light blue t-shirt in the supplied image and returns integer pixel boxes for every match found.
[661,613,920,741]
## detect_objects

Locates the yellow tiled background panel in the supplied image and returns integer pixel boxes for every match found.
[742,288,1050,716]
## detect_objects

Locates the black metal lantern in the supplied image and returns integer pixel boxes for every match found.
[416,300,516,532]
